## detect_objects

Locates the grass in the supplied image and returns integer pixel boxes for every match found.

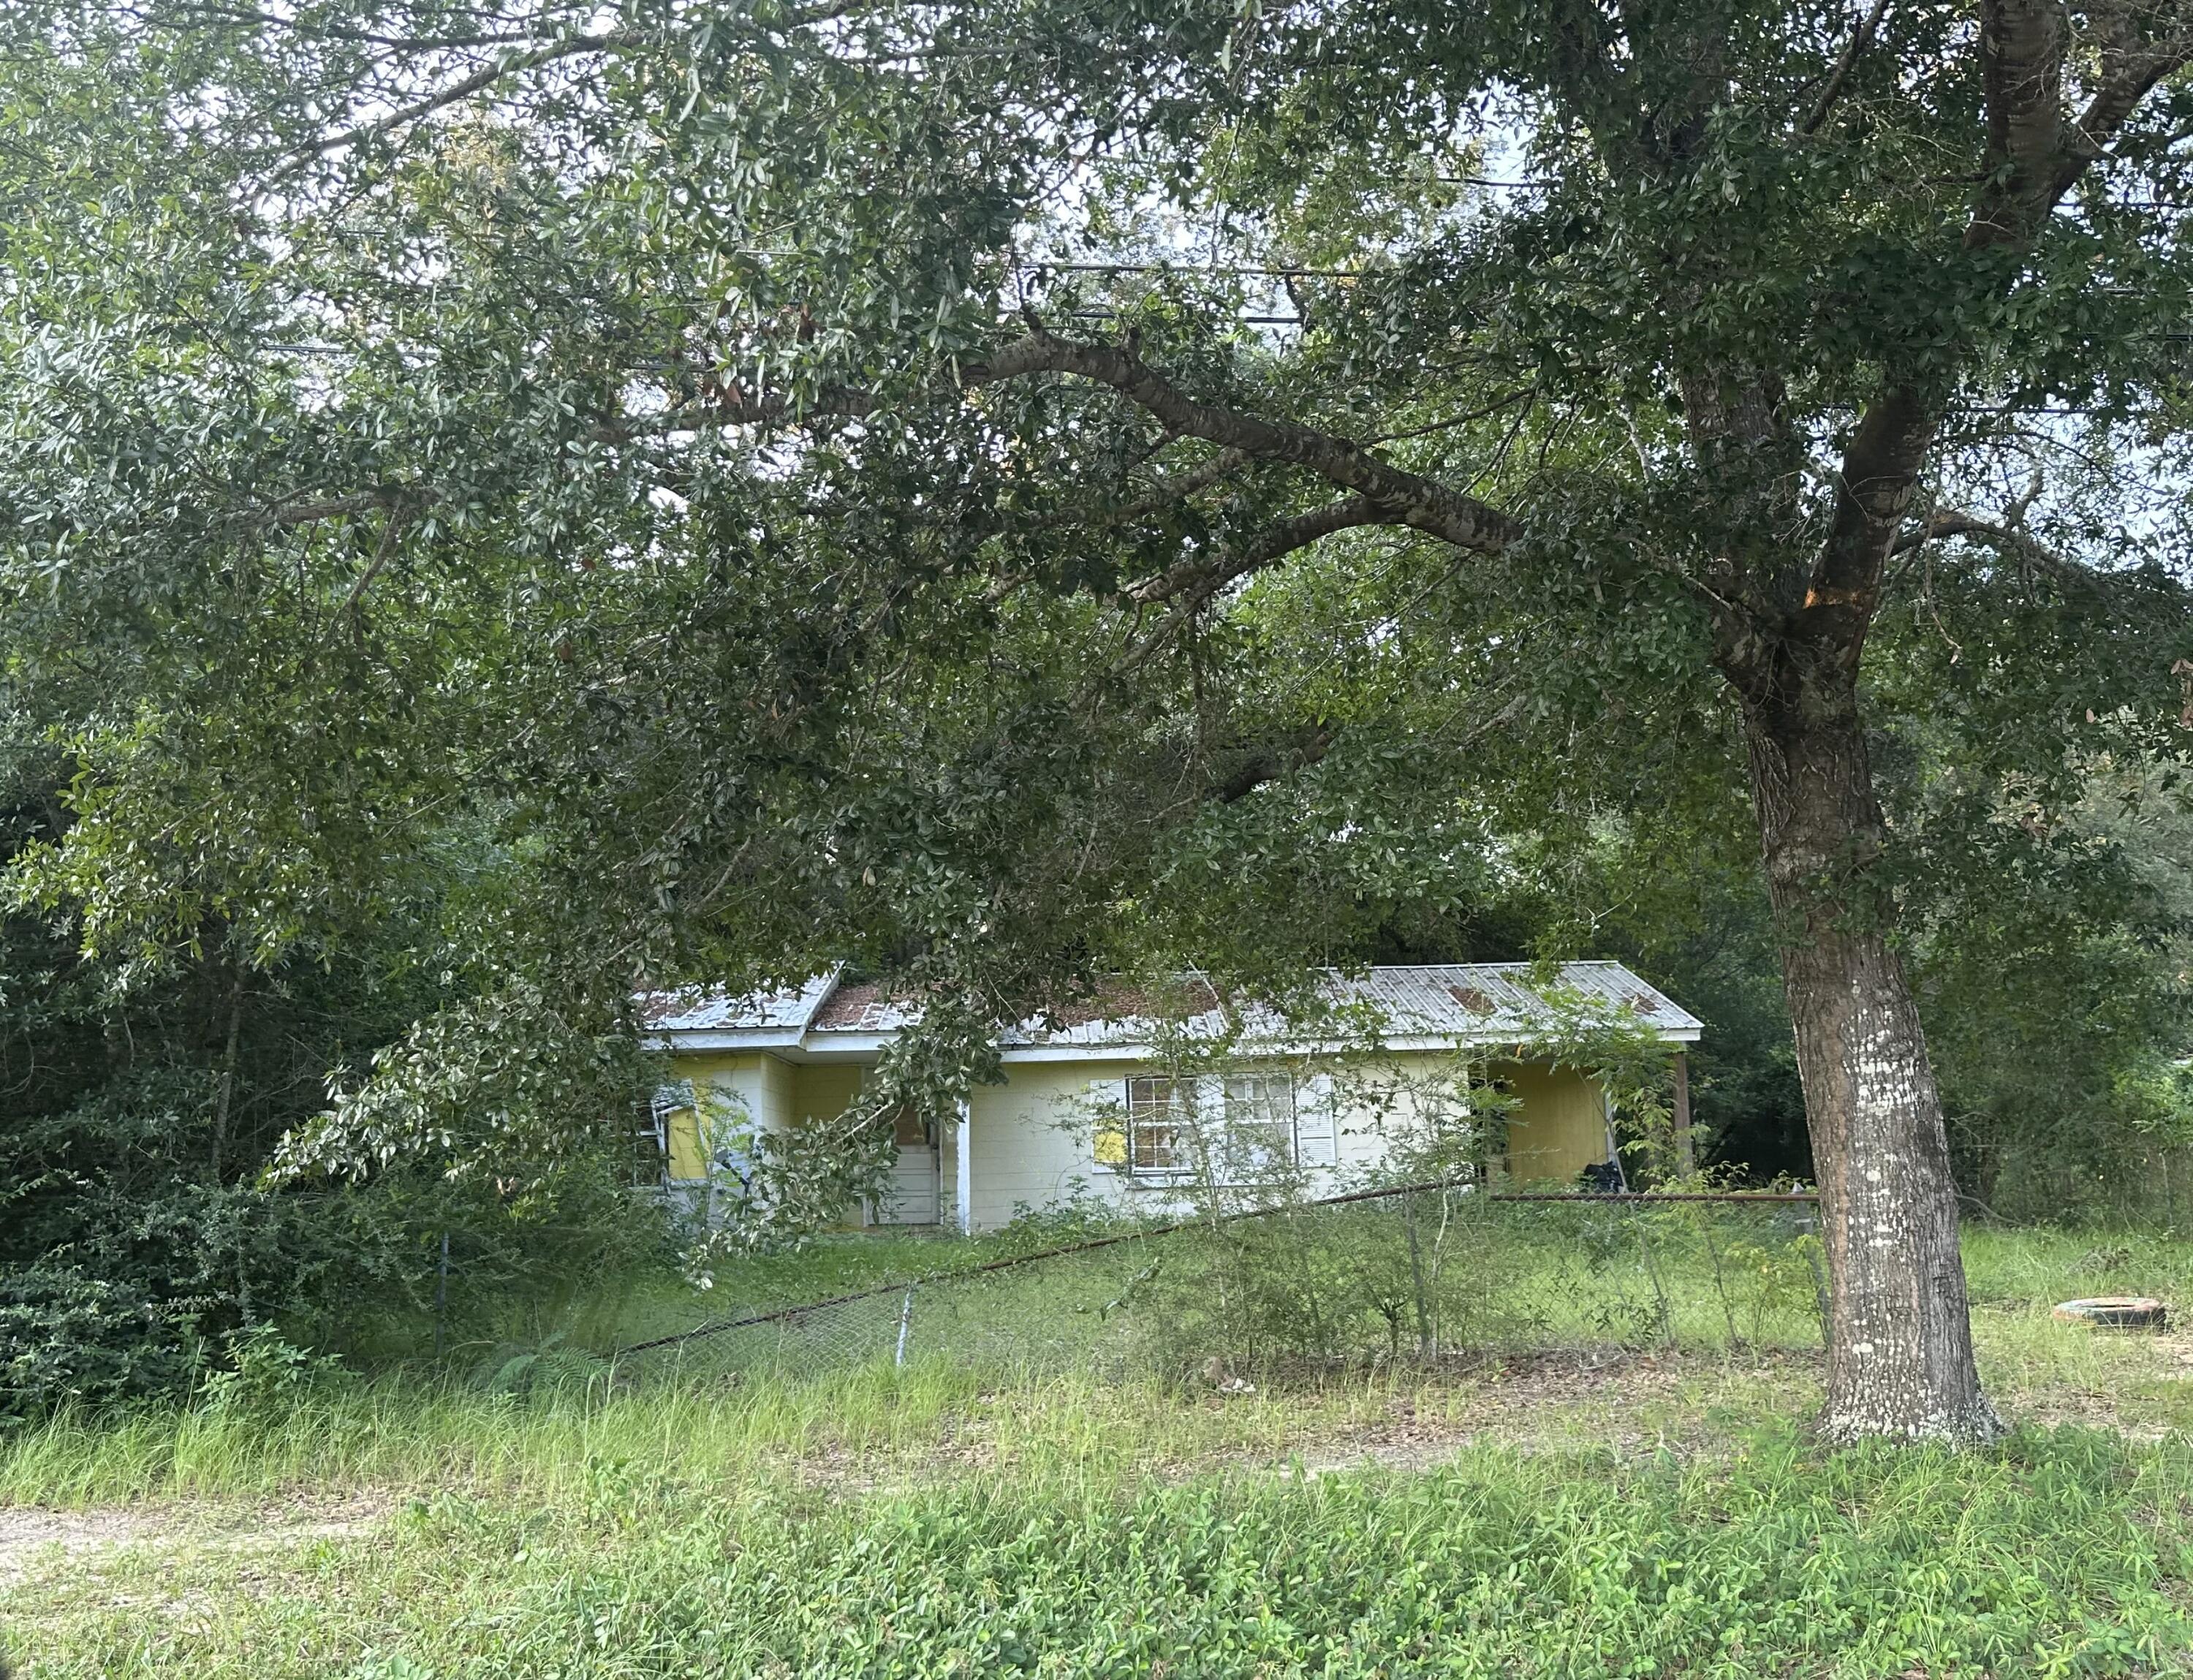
[0,1362,1386,1507]
[7,1421,2193,1676]
[447,1229,966,1359]
[10,1222,2193,1676]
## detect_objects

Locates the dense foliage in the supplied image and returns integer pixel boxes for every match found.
[4,0,2193,1426]
[0,730,667,1415]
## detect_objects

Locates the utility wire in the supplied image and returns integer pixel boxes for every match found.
[1025,260,1363,278]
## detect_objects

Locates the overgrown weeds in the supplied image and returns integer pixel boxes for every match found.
[10,1225,2193,1676]
[7,1421,2193,1677]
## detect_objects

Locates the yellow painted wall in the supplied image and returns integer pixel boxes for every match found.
[792,1062,866,1127]
[662,1054,889,1222]
[664,1098,705,1180]
[663,1051,797,1179]
[792,1062,891,1230]
[1497,1061,1610,1182]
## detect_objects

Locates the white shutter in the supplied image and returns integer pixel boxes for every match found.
[1297,1072,1339,1168]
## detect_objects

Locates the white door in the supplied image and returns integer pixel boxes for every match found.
[876,1143,940,1224]
[868,1108,941,1225]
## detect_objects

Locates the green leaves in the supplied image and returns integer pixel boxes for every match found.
[274,981,648,1189]
[4,0,2192,1235]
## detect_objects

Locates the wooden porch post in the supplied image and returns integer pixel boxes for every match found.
[1672,1051,1695,1176]
[955,1096,974,1235]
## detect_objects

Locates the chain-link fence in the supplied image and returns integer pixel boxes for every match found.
[615,1187,1825,1386]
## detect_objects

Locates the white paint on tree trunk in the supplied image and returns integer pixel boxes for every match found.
[1747,689,2001,1445]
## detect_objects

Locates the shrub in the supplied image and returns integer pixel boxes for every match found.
[0,1263,201,1418]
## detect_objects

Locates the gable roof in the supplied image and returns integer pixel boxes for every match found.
[639,971,839,1039]
[639,962,1701,1062]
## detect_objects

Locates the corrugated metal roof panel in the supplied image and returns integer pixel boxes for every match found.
[810,980,922,1033]
[637,970,838,1034]
[1001,977,1227,1047]
[1319,963,1702,1040]
[642,963,1699,1048]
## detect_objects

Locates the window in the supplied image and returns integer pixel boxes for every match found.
[1116,1072,1298,1181]
[1126,1075,1193,1172]
[1223,1074,1296,1179]
[650,1081,697,1181]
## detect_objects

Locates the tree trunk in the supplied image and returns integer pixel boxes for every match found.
[210,972,244,1184]
[1738,648,2001,1444]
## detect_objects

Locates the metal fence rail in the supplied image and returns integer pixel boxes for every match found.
[616,1185,1825,1385]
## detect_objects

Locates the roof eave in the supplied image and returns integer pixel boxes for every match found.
[642,1027,810,1053]
[651,1023,1703,1062]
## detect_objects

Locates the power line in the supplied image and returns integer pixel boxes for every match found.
[1021,260,1363,278]
[1064,308,1302,325]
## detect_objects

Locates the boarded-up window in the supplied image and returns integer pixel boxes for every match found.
[651,1081,700,1181]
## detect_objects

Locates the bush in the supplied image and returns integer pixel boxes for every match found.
[194,1323,347,1415]
[0,1263,201,1418]
[1123,1193,1825,1373]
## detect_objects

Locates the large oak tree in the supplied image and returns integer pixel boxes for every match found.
[7,0,2193,1440]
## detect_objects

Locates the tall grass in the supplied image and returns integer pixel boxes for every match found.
[12,1219,2193,1509]
[11,1225,2193,1675]
[0,1361,1436,1507]
[8,1425,2193,1676]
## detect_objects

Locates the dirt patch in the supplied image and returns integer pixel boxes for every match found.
[0,1492,394,1582]
[1291,1346,1825,1472]
[0,1506,155,1575]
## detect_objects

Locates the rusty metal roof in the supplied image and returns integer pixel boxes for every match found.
[641,963,1699,1052]
[810,979,920,1032]
[1314,963,1702,1041]
[636,971,838,1034]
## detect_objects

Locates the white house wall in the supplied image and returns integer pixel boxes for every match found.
[968,1058,1148,1229]
[963,1051,1608,1231]
[966,1056,1425,1228]
[661,1047,1616,1231]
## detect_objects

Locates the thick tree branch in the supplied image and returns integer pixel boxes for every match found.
[1802,0,1894,134]
[1890,505,2101,585]
[1969,0,2069,247]
[1970,0,2193,246]
[1212,726,1333,803]
[1887,509,2013,556]
[1800,0,2193,654]
[2047,7,2193,202]
[1101,500,1403,681]
[1125,496,1387,610]
[1800,385,1938,654]
[1543,0,1648,166]
[966,332,1518,556]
